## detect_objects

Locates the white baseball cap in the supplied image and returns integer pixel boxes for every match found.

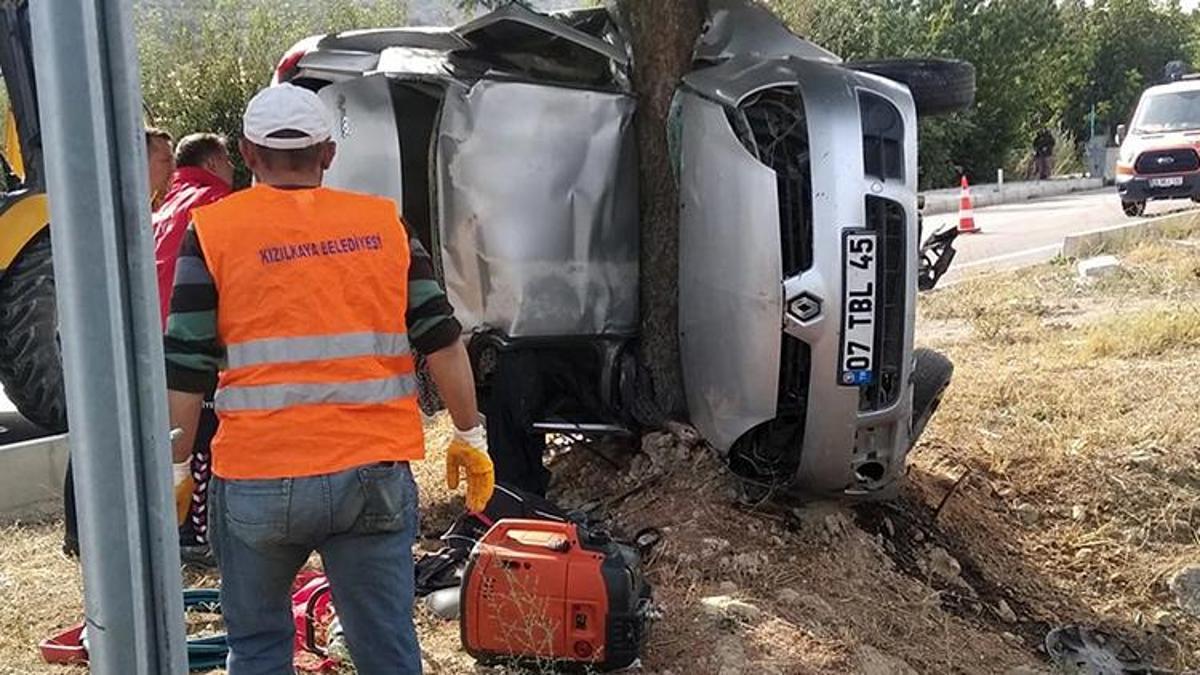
[242,83,334,150]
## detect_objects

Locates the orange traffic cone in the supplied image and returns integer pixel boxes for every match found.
[958,176,979,234]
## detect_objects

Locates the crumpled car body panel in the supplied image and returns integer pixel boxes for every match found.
[436,80,639,337]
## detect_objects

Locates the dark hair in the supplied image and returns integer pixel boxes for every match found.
[145,127,172,149]
[175,133,228,168]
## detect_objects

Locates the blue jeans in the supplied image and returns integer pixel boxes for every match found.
[210,462,422,675]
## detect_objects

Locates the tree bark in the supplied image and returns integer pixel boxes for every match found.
[616,0,704,422]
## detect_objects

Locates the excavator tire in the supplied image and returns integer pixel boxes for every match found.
[0,229,66,432]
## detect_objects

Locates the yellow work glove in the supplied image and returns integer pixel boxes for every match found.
[446,424,495,513]
[173,461,194,527]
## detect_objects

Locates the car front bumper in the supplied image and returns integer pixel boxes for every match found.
[1118,172,1200,202]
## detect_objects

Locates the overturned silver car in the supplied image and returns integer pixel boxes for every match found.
[273,0,971,498]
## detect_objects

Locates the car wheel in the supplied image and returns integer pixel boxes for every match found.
[0,230,67,432]
[1121,200,1146,217]
[845,58,976,116]
[911,347,953,445]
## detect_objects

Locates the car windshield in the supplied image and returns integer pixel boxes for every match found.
[1131,89,1200,134]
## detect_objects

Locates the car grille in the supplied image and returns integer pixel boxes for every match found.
[732,86,814,276]
[860,196,906,411]
[779,333,811,414]
[724,87,816,488]
[1135,148,1200,175]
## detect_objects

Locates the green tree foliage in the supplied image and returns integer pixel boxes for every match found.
[1058,0,1191,143]
[773,0,1193,188]
[137,0,406,186]
[138,0,1198,189]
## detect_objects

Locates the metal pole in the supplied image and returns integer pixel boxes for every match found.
[28,2,187,674]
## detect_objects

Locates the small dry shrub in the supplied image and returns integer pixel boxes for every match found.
[1086,307,1200,358]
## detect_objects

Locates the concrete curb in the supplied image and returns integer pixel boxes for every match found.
[0,434,67,520]
[921,177,1104,216]
[1061,210,1200,258]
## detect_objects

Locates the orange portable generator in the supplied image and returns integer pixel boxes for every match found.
[461,519,652,671]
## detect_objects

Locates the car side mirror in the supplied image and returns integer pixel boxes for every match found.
[1116,124,1127,145]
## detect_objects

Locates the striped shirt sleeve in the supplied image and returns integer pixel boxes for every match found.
[406,236,462,355]
[163,224,223,393]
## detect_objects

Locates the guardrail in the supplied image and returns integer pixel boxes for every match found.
[921,176,1105,216]
[1061,209,1200,258]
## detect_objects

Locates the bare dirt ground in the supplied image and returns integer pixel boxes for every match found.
[2,239,1199,674]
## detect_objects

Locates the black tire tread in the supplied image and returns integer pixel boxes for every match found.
[1122,200,1146,218]
[911,347,953,444]
[847,58,976,117]
[0,229,67,432]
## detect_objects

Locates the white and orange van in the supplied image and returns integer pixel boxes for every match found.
[1117,77,1200,216]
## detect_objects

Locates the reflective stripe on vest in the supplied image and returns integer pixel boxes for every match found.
[190,186,426,478]
[226,331,411,369]
[215,373,417,412]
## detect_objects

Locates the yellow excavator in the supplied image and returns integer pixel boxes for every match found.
[0,2,65,433]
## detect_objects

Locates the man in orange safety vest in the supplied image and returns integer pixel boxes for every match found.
[164,83,494,674]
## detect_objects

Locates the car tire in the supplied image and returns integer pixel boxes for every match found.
[1121,200,1146,217]
[846,58,976,116]
[0,230,67,432]
[911,347,953,445]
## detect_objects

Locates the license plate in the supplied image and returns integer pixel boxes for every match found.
[841,231,877,386]
[1150,176,1184,188]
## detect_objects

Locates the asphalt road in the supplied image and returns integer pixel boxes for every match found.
[924,187,1197,284]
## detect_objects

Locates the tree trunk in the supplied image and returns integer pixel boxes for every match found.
[616,0,704,423]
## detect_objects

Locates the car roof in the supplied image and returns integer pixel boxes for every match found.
[1143,79,1200,97]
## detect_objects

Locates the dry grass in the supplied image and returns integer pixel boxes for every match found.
[0,523,83,675]
[1086,307,1200,358]
[5,240,1200,673]
[914,238,1200,671]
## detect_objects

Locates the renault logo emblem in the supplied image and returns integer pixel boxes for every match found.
[788,292,823,323]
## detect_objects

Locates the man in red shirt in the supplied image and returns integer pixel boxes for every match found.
[153,132,234,556]
[154,133,234,324]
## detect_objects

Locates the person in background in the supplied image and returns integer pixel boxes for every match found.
[153,132,234,562]
[146,127,175,208]
[165,84,494,673]
[1034,127,1056,181]
[62,125,181,557]
[154,133,234,325]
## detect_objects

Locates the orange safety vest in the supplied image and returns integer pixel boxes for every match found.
[192,184,425,479]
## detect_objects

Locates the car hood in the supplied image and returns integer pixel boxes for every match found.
[1121,130,1200,161]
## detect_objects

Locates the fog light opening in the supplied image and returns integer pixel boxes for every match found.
[855,461,887,483]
